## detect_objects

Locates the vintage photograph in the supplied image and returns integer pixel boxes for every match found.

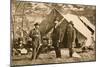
[11,0,96,66]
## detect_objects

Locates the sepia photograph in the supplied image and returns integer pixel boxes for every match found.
[11,0,96,66]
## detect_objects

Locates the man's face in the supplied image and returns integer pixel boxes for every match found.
[35,25,39,29]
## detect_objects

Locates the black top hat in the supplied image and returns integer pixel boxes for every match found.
[34,23,39,26]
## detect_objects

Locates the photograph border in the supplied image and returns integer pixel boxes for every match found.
[10,0,96,66]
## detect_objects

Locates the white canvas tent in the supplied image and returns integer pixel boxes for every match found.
[62,14,94,47]
[80,16,95,31]
[63,14,92,39]
[79,16,95,41]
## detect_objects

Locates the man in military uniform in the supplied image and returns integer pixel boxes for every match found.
[51,17,61,58]
[29,23,42,60]
[66,21,75,57]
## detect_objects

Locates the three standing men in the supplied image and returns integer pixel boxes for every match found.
[29,20,75,60]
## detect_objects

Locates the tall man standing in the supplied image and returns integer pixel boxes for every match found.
[51,17,62,58]
[29,23,42,60]
[67,21,75,57]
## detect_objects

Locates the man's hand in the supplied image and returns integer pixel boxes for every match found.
[58,40,61,43]
[40,43,42,46]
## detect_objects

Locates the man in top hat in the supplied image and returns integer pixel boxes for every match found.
[29,23,42,60]
[51,17,61,58]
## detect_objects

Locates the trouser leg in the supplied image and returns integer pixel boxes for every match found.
[54,46,61,58]
[69,48,73,57]
[35,46,42,59]
[69,43,73,57]
[31,47,36,60]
